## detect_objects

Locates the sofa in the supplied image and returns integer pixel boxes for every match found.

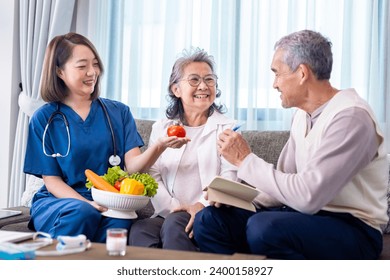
[1,119,390,259]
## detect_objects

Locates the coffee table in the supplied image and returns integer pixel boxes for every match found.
[34,242,266,260]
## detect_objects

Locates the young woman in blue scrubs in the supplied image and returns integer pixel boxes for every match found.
[23,33,188,243]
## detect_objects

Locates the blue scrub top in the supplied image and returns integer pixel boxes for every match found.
[24,98,144,201]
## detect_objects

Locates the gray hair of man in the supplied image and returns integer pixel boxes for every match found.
[274,30,333,80]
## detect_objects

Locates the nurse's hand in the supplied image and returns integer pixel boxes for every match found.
[89,200,108,212]
[158,136,191,149]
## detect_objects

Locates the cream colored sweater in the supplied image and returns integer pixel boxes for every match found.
[291,89,388,231]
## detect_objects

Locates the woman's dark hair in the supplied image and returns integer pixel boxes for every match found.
[40,32,104,102]
[166,47,226,123]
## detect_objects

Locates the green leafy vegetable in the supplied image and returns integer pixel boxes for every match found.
[129,172,158,197]
[102,166,128,186]
[85,166,158,197]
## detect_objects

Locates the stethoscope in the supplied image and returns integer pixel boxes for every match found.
[42,98,121,166]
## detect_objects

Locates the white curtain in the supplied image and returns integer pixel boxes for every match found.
[380,0,390,152]
[89,0,389,149]
[9,0,76,207]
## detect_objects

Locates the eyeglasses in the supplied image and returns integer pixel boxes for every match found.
[180,74,218,87]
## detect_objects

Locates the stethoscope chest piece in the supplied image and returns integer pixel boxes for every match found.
[109,155,121,166]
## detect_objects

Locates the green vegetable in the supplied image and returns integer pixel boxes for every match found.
[102,166,128,186]
[85,166,158,197]
[129,172,158,197]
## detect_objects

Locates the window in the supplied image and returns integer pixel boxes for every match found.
[89,0,388,139]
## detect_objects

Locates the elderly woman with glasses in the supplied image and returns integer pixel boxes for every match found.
[129,47,238,251]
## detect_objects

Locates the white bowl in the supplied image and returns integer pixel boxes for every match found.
[91,187,150,219]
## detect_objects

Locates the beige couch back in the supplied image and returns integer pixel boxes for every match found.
[135,119,290,166]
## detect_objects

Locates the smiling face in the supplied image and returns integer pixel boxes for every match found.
[271,48,305,109]
[171,61,216,116]
[56,44,101,100]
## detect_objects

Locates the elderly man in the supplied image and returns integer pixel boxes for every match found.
[193,30,388,260]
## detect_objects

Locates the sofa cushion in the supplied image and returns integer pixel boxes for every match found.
[135,119,154,152]
[21,175,43,207]
[0,206,30,230]
[241,130,289,166]
[1,221,32,232]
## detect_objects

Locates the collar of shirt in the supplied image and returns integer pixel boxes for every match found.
[305,101,330,132]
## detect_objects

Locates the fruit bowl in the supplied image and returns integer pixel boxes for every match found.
[91,187,150,219]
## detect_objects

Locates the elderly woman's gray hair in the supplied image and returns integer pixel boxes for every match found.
[165,47,225,122]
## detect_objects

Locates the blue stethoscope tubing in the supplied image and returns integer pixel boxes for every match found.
[42,98,121,166]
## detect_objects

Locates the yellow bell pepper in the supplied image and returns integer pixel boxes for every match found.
[119,178,145,195]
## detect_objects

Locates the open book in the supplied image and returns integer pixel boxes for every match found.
[207,176,260,212]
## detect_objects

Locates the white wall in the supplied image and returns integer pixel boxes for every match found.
[0,1,20,208]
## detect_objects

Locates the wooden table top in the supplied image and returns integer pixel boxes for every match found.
[34,242,266,260]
